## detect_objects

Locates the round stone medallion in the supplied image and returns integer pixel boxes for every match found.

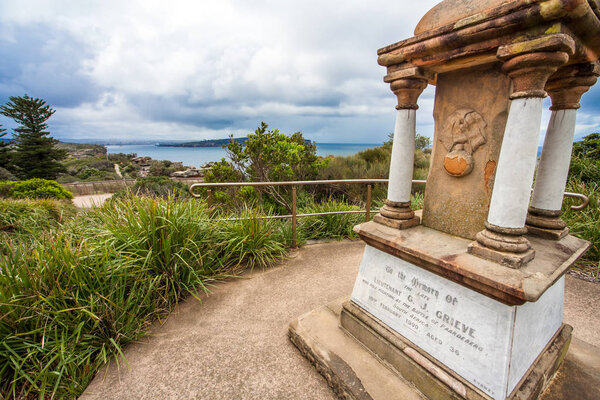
[443,149,474,177]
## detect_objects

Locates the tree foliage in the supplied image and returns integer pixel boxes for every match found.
[384,132,431,151]
[223,122,328,211]
[569,133,600,184]
[204,158,244,183]
[415,134,431,151]
[0,95,66,179]
[572,133,600,160]
[0,123,11,172]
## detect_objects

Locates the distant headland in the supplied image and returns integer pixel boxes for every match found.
[156,137,313,148]
[156,137,247,147]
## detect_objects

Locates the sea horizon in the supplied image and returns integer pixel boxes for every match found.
[106,142,382,168]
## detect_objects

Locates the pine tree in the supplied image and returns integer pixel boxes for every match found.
[0,95,66,180]
[0,124,9,168]
[0,123,14,179]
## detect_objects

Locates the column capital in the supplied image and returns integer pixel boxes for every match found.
[501,52,570,99]
[497,34,574,99]
[546,62,600,110]
[384,66,431,110]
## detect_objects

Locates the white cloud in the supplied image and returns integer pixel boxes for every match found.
[1,0,598,143]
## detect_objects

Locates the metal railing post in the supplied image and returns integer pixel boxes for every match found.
[292,186,297,248]
[366,184,372,222]
[207,189,213,207]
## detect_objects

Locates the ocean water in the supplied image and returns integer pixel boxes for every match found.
[106,143,380,168]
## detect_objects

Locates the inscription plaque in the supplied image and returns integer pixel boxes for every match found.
[350,245,563,400]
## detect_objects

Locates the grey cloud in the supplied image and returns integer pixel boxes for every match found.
[0,24,100,108]
[0,0,598,145]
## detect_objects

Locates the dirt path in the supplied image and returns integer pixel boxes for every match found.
[72,193,113,208]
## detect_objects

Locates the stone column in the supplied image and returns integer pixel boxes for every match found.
[374,74,428,229]
[526,62,600,239]
[468,44,572,268]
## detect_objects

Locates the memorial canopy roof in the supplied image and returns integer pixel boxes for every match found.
[377,0,600,79]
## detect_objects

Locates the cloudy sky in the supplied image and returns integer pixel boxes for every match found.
[0,0,599,144]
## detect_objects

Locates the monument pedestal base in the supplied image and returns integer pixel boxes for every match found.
[289,221,592,399]
[289,299,600,400]
[289,298,577,400]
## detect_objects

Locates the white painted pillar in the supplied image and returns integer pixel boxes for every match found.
[530,109,576,212]
[487,97,544,229]
[387,109,416,203]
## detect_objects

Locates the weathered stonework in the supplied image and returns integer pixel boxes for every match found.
[291,1,600,399]
[422,65,509,240]
[441,109,487,177]
[289,297,578,400]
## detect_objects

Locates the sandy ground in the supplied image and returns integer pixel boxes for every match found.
[79,241,600,400]
[72,193,113,208]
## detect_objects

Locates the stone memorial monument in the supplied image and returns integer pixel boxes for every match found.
[290,1,600,399]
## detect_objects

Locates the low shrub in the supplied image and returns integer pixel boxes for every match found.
[0,199,75,235]
[569,155,600,184]
[299,199,364,240]
[0,178,73,199]
[0,196,226,398]
[78,167,104,180]
[217,207,288,270]
[562,178,599,267]
[113,176,189,199]
[0,166,16,181]
[316,142,430,204]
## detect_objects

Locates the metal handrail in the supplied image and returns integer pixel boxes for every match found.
[189,179,589,247]
[564,192,589,211]
[190,178,414,190]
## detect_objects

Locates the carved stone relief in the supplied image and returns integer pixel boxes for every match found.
[440,109,487,177]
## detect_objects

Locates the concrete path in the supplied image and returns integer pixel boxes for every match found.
[72,193,113,208]
[80,241,600,400]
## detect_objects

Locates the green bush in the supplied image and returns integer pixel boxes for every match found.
[78,167,103,180]
[299,199,364,240]
[0,198,75,236]
[114,176,189,199]
[316,142,429,204]
[562,178,599,266]
[0,178,73,199]
[572,133,600,160]
[0,196,224,397]
[0,166,16,181]
[217,207,288,270]
[569,155,600,183]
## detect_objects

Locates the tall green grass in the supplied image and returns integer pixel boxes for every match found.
[299,199,364,240]
[217,207,288,270]
[0,195,292,399]
[0,199,74,235]
[562,178,599,270]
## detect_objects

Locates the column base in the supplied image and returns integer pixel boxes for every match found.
[526,225,569,241]
[373,214,420,229]
[468,241,535,269]
[468,223,534,268]
[526,208,569,240]
[373,200,420,229]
